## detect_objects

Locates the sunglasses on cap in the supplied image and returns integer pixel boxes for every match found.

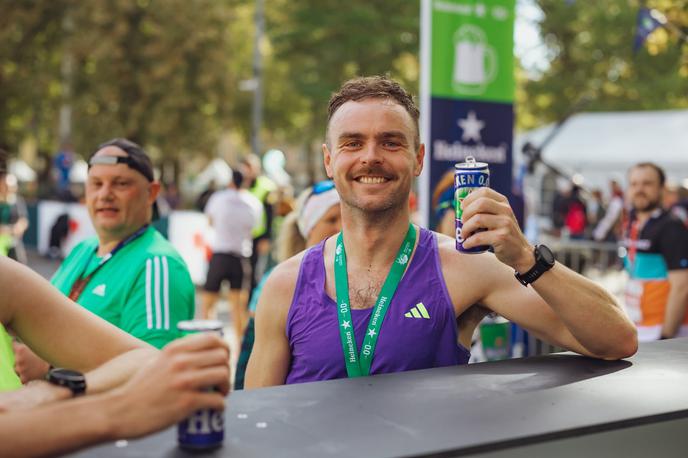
[310,180,336,196]
[88,154,154,182]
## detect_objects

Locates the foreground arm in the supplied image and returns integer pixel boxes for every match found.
[0,333,229,458]
[453,188,637,359]
[1,257,154,398]
[244,259,296,388]
[3,347,158,411]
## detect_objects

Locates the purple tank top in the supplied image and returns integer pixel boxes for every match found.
[285,227,470,384]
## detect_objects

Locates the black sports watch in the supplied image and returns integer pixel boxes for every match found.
[514,244,556,287]
[46,368,87,397]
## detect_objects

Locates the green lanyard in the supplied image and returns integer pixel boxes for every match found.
[334,223,417,377]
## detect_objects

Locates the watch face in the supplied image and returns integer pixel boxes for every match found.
[537,245,556,265]
[51,368,85,381]
[48,368,87,395]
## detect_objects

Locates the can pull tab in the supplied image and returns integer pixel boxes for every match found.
[465,156,476,165]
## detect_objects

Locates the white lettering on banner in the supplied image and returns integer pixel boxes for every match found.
[433,1,472,15]
[433,140,508,163]
[492,6,509,20]
[433,1,509,21]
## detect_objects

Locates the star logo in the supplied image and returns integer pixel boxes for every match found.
[367,328,377,338]
[341,320,351,329]
[457,111,485,143]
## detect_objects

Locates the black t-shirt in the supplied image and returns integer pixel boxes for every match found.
[632,209,688,271]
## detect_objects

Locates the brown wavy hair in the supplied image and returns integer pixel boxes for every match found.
[326,75,420,149]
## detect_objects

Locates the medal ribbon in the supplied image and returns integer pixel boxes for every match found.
[334,223,416,377]
[68,224,149,301]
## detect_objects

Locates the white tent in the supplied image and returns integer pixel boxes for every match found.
[515,109,688,190]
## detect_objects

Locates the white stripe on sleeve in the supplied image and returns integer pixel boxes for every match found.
[145,258,153,329]
[154,256,162,330]
[162,256,170,330]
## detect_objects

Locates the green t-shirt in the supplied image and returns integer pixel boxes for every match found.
[51,226,195,348]
[0,323,21,392]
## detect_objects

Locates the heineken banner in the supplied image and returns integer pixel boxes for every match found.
[419,0,515,228]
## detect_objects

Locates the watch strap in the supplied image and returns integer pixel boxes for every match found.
[46,368,87,397]
[514,245,554,287]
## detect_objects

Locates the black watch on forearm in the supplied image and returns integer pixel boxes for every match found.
[514,244,556,287]
[46,368,87,397]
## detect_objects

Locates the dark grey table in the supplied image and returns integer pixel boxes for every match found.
[72,338,688,457]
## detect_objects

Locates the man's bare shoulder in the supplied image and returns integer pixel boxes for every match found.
[257,250,307,315]
[265,252,304,291]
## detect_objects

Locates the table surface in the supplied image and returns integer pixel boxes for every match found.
[71,338,688,458]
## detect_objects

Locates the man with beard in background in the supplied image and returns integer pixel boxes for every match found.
[623,162,688,341]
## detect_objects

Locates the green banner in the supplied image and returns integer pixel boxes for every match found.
[430,0,515,103]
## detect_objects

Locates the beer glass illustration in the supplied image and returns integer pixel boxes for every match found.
[452,24,497,95]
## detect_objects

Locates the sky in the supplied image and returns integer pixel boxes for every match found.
[514,0,549,74]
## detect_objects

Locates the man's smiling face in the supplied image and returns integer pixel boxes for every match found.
[323,98,424,215]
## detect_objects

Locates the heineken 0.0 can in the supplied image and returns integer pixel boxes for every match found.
[455,156,490,253]
[177,320,225,451]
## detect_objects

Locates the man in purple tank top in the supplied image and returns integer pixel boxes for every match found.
[245,76,637,388]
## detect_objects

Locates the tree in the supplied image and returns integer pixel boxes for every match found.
[518,0,688,130]
[264,0,420,177]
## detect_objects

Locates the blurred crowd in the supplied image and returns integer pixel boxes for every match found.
[549,178,688,242]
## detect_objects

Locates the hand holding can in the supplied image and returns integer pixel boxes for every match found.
[460,186,534,272]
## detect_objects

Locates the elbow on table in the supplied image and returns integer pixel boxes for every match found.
[599,327,638,360]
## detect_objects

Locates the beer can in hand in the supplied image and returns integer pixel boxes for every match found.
[455,156,490,253]
[177,319,225,450]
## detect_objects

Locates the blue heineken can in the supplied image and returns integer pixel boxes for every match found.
[177,319,225,450]
[455,156,490,253]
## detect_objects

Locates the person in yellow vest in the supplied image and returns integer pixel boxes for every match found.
[0,256,229,457]
[239,154,276,298]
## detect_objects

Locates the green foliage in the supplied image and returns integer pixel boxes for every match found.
[518,0,688,130]
[0,0,420,166]
[6,0,684,167]
[0,0,247,160]
[265,0,419,145]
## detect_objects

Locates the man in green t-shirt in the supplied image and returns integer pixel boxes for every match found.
[14,138,195,383]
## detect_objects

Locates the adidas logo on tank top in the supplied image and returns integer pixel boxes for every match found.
[404,302,430,319]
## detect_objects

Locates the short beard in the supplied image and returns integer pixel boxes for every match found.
[633,199,660,213]
[343,194,407,224]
